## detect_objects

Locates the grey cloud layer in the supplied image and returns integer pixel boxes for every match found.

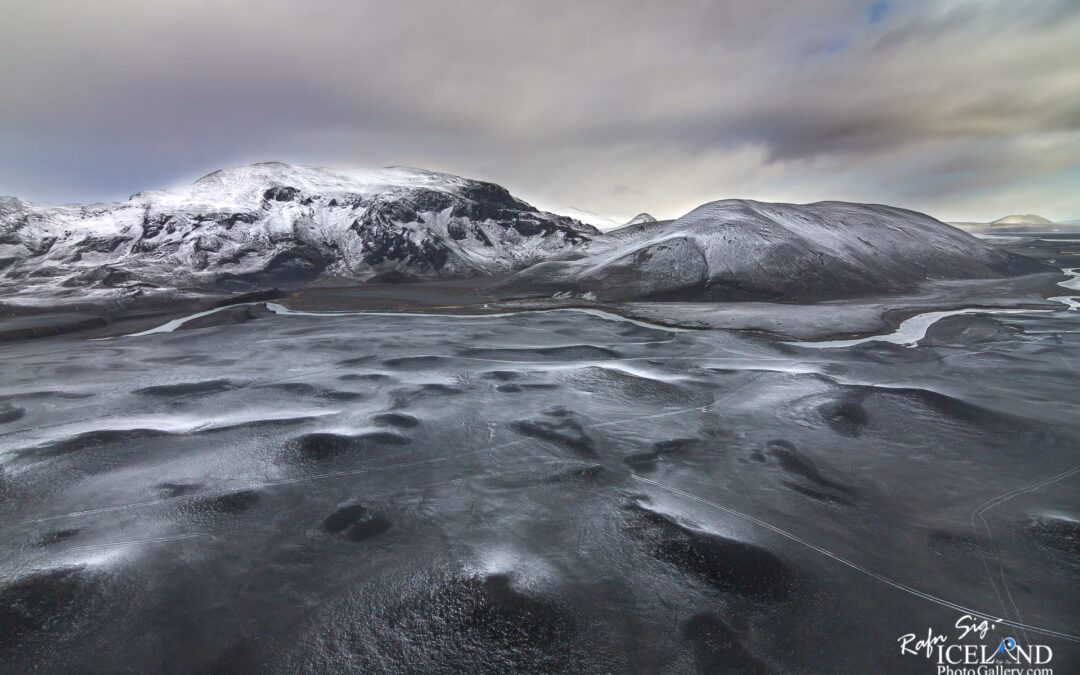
[1,0,1078,221]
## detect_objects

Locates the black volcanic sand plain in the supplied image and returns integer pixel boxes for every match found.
[0,238,1078,673]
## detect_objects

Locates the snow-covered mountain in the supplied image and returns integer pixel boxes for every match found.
[950,213,1076,234]
[0,163,598,304]
[503,199,1049,301]
[991,214,1054,226]
[1,164,1052,307]
[623,213,657,227]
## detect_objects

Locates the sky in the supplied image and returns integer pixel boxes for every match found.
[1,0,1078,224]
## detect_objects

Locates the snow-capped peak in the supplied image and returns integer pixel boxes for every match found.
[0,162,598,305]
[623,213,657,226]
[129,163,475,212]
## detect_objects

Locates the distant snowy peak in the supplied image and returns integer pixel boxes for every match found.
[951,213,1070,232]
[990,214,1054,226]
[623,213,657,226]
[0,163,599,304]
[130,163,479,211]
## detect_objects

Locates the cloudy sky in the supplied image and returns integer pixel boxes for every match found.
[1,0,1078,223]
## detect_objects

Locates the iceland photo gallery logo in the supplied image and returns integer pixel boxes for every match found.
[898,614,1054,674]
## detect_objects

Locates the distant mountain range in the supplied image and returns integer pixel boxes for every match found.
[991,214,1053,226]
[0,163,1051,307]
[622,213,657,227]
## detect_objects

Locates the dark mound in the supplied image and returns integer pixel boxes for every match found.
[285,433,373,463]
[254,382,320,395]
[255,382,364,401]
[322,503,393,542]
[388,384,465,407]
[370,412,421,429]
[626,503,792,599]
[511,408,596,457]
[284,430,409,464]
[418,383,463,395]
[535,345,621,359]
[481,370,522,381]
[623,438,698,473]
[816,397,869,437]
[465,345,619,360]
[566,366,701,407]
[154,482,202,498]
[919,314,1023,346]
[38,529,80,546]
[683,612,770,674]
[381,355,451,369]
[134,379,236,396]
[13,428,172,464]
[337,373,391,382]
[0,390,92,402]
[623,451,662,473]
[0,403,25,424]
[765,440,857,505]
[782,482,856,507]
[495,382,558,393]
[198,489,261,514]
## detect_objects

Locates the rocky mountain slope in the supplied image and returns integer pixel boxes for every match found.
[0,163,597,305]
[503,199,1049,301]
[0,164,1052,307]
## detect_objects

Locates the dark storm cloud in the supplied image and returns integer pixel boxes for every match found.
[1,0,1078,222]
